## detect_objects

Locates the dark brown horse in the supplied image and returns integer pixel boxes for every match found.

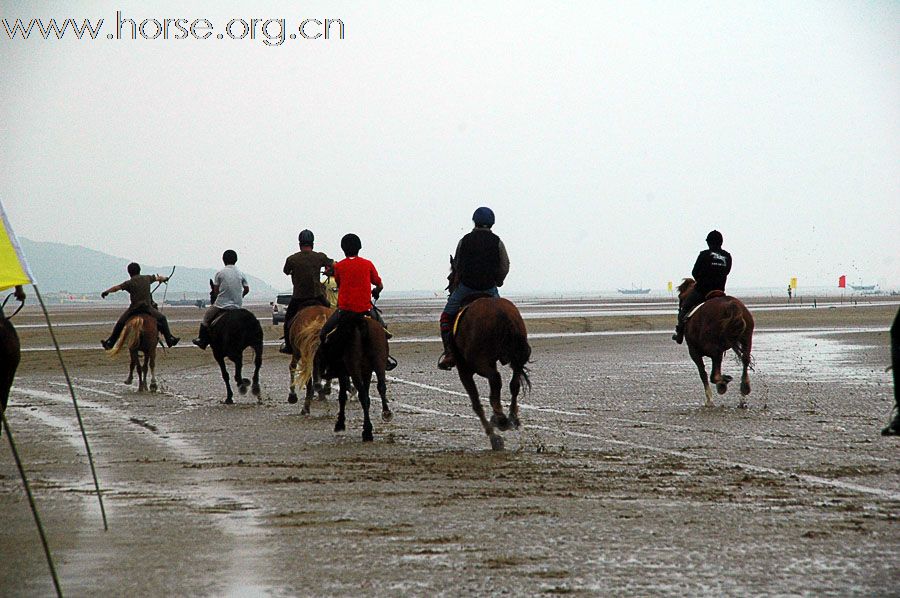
[319,313,392,442]
[287,304,334,414]
[106,315,158,392]
[208,281,263,404]
[677,278,754,407]
[447,262,531,450]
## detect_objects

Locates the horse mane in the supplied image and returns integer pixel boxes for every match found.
[677,278,695,294]
[106,316,143,357]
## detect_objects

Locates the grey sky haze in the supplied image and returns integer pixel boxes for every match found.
[2,1,898,294]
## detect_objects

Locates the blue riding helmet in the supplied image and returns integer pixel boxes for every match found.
[298,229,315,246]
[472,207,495,227]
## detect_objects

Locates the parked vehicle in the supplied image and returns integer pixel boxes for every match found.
[271,294,292,325]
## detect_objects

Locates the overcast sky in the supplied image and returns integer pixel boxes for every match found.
[2,1,898,293]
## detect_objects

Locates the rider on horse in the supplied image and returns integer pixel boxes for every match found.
[101,262,179,349]
[673,230,732,344]
[319,233,397,371]
[192,249,250,350]
[280,229,334,354]
[437,207,510,370]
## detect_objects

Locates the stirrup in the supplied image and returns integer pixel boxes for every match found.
[386,356,398,371]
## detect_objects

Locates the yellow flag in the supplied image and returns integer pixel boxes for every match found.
[790,277,798,289]
[667,281,673,292]
[0,200,34,291]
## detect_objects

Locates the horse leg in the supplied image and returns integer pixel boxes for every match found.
[689,346,714,407]
[353,373,374,442]
[334,375,349,433]
[376,368,392,423]
[458,364,502,450]
[303,378,314,416]
[288,356,300,405]
[711,353,730,395]
[148,351,157,393]
[740,334,753,397]
[486,368,511,431]
[141,352,150,392]
[125,351,135,385]
[217,356,234,404]
[234,354,249,395]
[508,372,522,430]
[251,344,262,399]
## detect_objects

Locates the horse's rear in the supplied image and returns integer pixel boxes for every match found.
[288,305,333,413]
[107,316,158,392]
[0,315,21,420]
[452,297,531,450]
[209,309,263,404]
[684,295,754,406]
[322,313,392,442]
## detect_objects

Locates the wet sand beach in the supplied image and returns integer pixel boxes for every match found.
[2,297,898,596]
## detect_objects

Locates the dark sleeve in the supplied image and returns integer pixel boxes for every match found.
[283,256,292,275]
[725,253,733,276]
[691,252,705,280]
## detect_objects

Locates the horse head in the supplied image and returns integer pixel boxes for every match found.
[209,279,217,305]
[446,255,459,294]
[677,278,695,301]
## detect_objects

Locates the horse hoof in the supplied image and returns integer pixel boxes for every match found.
[334,421,345,433]
[382,410,393,423]
[491,414,512,431]
[362,430,374,442]
[740,382,751,396]
[287,393,298,404]
[489,435,504,451]
[224,397,234,405]
[238,383,249,395]
[124,378,132,385]
[510,416,521,429]
[716,383,728,395]
[251,384,260,396]
[301,406,310,416]
[149,383,158,393]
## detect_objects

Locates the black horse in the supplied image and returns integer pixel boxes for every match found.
[208,281,263,404]
[0,311,20,424]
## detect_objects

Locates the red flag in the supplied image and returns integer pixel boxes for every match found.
[838,275,846,288]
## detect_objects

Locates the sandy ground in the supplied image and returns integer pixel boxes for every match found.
[1,300,898,596]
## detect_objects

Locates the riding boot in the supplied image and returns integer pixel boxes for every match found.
[437,330,455,370]
[386,355,398,371]
[192,324,209,350]
[157,315,179,347]
[672,304,685,344]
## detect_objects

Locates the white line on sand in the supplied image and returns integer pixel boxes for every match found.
[386,375,900,501]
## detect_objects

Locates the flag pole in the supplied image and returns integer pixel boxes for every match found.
[32,285,108,530]
[3,413,64,597]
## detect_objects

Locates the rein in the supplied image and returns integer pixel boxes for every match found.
[1,293,25,319]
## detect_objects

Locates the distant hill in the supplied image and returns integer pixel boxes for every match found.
[19,238,279,300]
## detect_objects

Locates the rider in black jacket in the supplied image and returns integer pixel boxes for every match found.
[673,230,732,344]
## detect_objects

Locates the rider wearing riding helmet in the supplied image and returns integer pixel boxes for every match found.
[280,229,334,354]
[192,250,250,350]
[673,229,732,344]
[318,233,397,370]
[437,207,510,370]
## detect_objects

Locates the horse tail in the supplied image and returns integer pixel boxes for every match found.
[107,317,142,357]
[497,309,532,392]
[295,315,327,389]
[721,300,748,360]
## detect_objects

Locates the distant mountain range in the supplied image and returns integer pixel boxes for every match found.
[18,238,279,300]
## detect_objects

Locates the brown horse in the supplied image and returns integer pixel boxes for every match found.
[319,313,392,442]
[288,304,334,414]
[447,263,531,450]
[106,315,158,392]
[677,278,754,407]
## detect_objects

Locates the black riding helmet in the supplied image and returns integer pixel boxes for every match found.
[341,233,362,256]
[298,229,315,246]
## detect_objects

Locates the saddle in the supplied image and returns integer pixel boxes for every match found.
[452,294,494,336]
[686,290,728,320]
[209,308,251,329]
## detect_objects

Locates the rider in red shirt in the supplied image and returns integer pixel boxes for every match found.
[319,233,397,370]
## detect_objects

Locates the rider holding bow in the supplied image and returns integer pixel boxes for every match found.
[101,262,179,349]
